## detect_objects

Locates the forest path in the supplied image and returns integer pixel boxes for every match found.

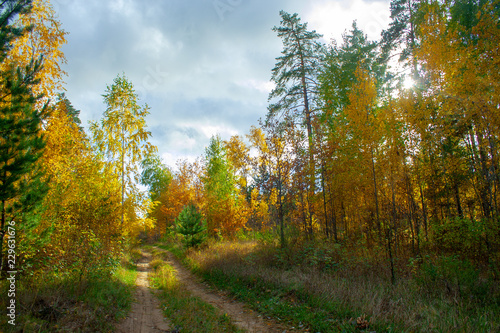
[116,251,173,333]
[152,246,287,333]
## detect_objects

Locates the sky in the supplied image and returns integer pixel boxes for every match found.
[53,0,391,170]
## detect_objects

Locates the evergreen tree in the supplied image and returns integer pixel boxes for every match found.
[268,11,323,238]
[175,204,206,248]
[55,92,82,129]
[320,22,383,119]
[0,1,31,62]
[381,0,424,82]
[268,10,323,151]
[0,0,48,273]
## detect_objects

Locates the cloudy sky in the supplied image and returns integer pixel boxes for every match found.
[54,0,391,170]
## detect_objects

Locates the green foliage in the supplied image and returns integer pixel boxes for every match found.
[204,135,236,200]
[413,255,496,304]
[380,0,425,68]
[0,0,31,62]
[320,22,384,119]
[140,151,172,201]
[175,204,207,248]
[268,10,323,124]
[0,0,49,272]
[429,218,498,261]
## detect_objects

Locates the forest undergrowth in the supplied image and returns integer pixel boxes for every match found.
[159,231,500,333]
[0,247,141,332]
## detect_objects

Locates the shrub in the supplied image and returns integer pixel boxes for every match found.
[414,255,492,302]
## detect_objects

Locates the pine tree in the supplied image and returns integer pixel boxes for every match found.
[320,22,383,117]
[0,0,48,273]
[55,92,81,128]
[268,10,323,155]
[175,204,206,248]
[381,0,424,83]
[268,11,323,238]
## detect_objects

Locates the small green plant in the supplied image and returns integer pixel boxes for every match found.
[175,204,207,248]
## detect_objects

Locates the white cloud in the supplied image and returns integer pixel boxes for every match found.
[305,0,390,43]
[198,124,239,140]
[237,79,275,94]
[58,0,392,168]
[108,0,135,17]
[160,151,198,171]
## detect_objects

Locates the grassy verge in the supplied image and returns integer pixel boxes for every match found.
[158,238,500,333]
[0,249,140,332]
[148,249,242,333]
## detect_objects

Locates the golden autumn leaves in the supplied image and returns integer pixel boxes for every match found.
[2,0,155,277]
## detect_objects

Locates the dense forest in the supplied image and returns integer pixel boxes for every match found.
[1,0,500,331]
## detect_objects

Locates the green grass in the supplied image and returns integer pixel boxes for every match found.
[114,266,138,286]
[196,267,374,332]
[158,238,500,333]
[148,251,243,333]
[156,240,367,332]
[83,266,138,321]
[0,253,138,332]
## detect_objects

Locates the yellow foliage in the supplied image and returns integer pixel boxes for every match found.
[5,0,67,104]
[250,188,270,230]
[269,188,278,206]
[36,105,123,276]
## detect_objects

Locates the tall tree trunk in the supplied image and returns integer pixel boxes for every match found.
[410,185,421,254]
[297,39,316,240]
[476,129,493,219]
[418,181,428,241]
[299,190,308,239]
[486,128,500,220]
[415,158,429,241]
[341,201,347,239]
[371,147,381,238]
[321,166,329,238]
[278,166,285,248]
[327,176,339,242]
[121,119,125,228]
[389,168,397,284]
[0,199,5,273]
[454,182,463,218]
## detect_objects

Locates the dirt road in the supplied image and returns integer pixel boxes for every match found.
[154,247,286,333]
[116,252,172,333]
[116,247,287,333]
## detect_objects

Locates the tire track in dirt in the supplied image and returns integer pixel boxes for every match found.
[153,246,288,333]
[116,251,173,333]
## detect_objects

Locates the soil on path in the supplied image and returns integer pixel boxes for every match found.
[116,251,173,333]
[153,246,288,333]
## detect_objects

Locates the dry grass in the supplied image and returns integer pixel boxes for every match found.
[148,251,242,333]
[185,239,500,332]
